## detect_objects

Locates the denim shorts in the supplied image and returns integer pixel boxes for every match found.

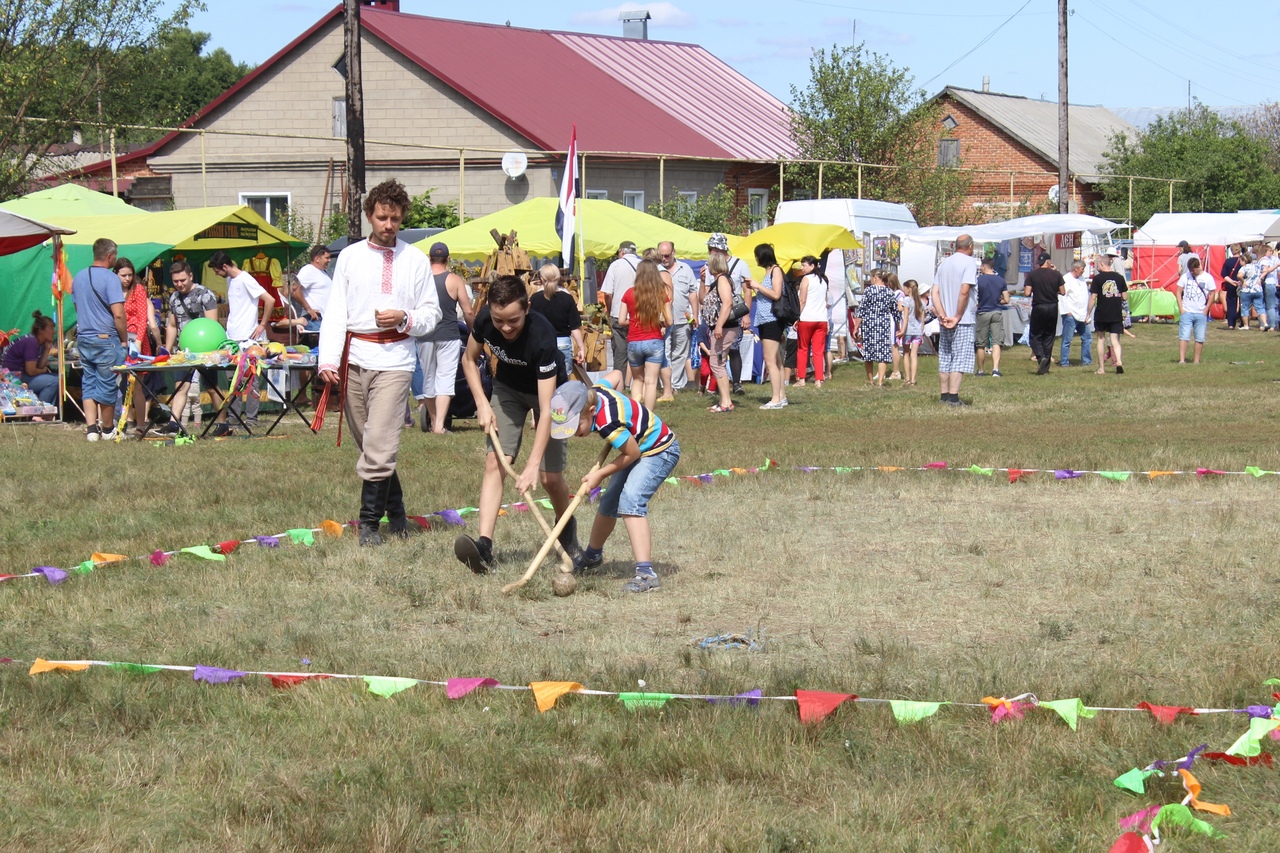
[627,337,666,367]
[77,335,125,405]
[598,438,680,518]
[1178,311,1207,343]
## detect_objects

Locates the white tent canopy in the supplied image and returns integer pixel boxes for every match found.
[903,213,1122,244]
[1133,212,1280,246]
[0,209,75,257]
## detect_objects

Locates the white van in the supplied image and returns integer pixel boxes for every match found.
[774,199,936,289]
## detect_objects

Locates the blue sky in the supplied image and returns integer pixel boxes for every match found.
[191,0,1276,111]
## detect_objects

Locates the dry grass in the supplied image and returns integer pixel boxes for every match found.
[2,323,1280,851]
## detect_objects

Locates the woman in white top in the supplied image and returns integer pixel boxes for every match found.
[795,255,829,388]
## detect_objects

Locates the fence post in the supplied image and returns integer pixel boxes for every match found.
[458,149,465,223]
[818,162,823,200]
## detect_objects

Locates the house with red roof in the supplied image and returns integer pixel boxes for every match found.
[71,0,796,234]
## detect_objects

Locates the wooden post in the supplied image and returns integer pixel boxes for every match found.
[458,149,465,223]
[1168,181,1174,212]
[109,129,118,197]
[1128,176,1134,228]
[659,155,664,207]
[1009,171,1015,212]
[343,0,366,242]
[857,164,862,199]
[818,162,824,200]
[53,235,64,422]
[778,160,784,201]
[200,131,208,207]
[319,157,333,235]
[1057,0,1070,214]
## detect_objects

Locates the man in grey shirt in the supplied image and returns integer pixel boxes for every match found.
[599,240,641,382]
[659,240,698,392]
[930,233,977,406]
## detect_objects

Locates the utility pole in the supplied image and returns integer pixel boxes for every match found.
[1057,0,1069,214]
[344,0,366,242]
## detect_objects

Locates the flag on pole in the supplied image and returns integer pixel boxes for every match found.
[51,238,72,301]
[555,125,578,269]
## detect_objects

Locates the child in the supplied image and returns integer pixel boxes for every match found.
[550,370,681,593]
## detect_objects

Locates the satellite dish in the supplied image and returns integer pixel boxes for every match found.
[1047,184,1061,204]
[501,152,528,179]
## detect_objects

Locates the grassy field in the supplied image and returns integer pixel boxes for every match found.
[3,322,1280,851]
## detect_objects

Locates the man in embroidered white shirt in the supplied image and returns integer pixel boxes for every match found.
[1057,259,1093,367]
[318,180,442,545]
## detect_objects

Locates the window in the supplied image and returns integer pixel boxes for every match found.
[239,193,291,227]
[942,114,958,131]
[585,189,608,200]
[678,190,698,205]
[622,190,644,211]
[332,97,346,138]
[748,189,768,232]
[333,55,347,79]
[938,139,960,168]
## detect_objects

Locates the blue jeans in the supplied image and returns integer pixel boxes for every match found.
[627,338,665,368]
[556,336,574,368]
[1240,290,1266,325]
[22,372,58,405]
[1178,311,1207,343]
[1265,282,1279,329]
[598,438,680,518]
[1059,315,1092,365]
[77,335,125,405]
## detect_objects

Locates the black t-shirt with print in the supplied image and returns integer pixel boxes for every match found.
[472,306,566,393]
[1090,272,1128,325]
[529,290,582,336]
[1026,267,1065,306]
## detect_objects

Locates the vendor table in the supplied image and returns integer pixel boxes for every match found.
[1127,288,1179,320]
[113,360,315,438]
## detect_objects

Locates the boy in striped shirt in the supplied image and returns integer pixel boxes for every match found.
[551,370,681,592]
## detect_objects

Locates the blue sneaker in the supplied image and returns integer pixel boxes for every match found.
[622,572,661,593]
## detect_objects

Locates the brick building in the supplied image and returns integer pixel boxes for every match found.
[932,86,1137,220]
[67,0,795,230]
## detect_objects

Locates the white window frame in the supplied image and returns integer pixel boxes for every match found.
[622,190,645,211]
[585,189,609,200]
[239,192,292,226]
[747,189,768,232]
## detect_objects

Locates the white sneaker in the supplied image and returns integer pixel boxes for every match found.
[85,426,101,442]
[101,428,119,442]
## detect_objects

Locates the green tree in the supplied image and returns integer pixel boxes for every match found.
[787,43,968,226]
[0,0,203,199]
[1095,104,1280,225]
[402,189,460,229]
[646,184,751,234]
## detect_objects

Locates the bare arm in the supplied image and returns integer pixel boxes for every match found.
[755,266,783,301]
[165,312,178,351]
[450,274,475,329]
[582,434,642,493]
[460,335,492,431]
[110,303,127,344]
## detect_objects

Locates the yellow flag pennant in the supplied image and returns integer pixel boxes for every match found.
[530,681,583,713]
[29,658,90,675]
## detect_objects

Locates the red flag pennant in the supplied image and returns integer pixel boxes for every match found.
[267,674,331,690]
[1201,751,1272,767]
[1136,701,1198,725]
[924,461,947,469]
[1008,468,1028,483]
[795,689,855,723]
[1107,832,1152,853]
[216,540,241,555]
[409,515,432,530]
[0,574,18,581]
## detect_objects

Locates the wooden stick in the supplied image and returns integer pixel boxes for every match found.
[503,441,610,594]
[487,425,573,573]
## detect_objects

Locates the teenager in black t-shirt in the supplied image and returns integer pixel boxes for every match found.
[1022,253,1065,373]
[1087,253,1128,375]
[456,276,576,574]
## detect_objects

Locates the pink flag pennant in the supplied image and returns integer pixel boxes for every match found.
[924,461,947,469]
[447,677,499,699]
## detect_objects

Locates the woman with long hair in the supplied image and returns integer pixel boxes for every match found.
[619,259,671,409]
[116,257,161,436]
[748,243,787,408]
[1,311,58,408]
[643,248,677,401]
[900,278,925,386]
[853,269,898,387]
[700,252,738,412]
[795,255,829,388]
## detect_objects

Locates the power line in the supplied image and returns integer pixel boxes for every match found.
[1121,0,1280,78]
[792,0,1049,18]
[920,0,1036,88]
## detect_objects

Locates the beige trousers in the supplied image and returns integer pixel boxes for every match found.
[344,365,411,480]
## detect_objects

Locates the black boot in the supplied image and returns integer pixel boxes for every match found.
[386,471,409,539]
[359,479,388,546]
[558,515,581,560]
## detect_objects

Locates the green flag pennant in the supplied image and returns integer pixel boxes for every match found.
[889,700,945,724]
[833,466,854,474]
[762,458,775,470]
[618,692,674,710]
[1264,678,1280,686]
[1097,471,1131,482]
[1246,466,1270,478]
[457,507,478,515]
[664,477,679,485]
[286,528,315,546]
[966,465,994,476]
[363,676,418,698]
[1150,803,1224,839]
[1113,767,1157,794]
[74,560,95,575]
[1225,716,1280,757]
[1039,698,1098,731]
[180,545,226,562]
[712,469,731,476]
[108,662,163,675]
[536,498,553,509]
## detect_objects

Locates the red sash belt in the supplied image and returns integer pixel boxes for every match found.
[313,328,410,446]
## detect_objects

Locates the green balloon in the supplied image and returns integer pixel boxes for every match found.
[178,317,227,353]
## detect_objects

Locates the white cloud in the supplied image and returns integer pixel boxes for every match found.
[570,2,697,30]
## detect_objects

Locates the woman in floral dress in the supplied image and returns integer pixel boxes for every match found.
[853,269,898,387]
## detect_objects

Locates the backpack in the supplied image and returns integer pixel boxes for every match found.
[772,268,801,326]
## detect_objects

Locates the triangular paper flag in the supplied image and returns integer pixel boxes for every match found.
[446,677,499,699]
[150,550,170,566]
[1147,470,1176,478]
[107,662,162,675]
[268,674,331,689]
[1098,471,1131,482]
[1245,466,1269,477]
[967,465,993,476]
[74,560,95,575]
[1178,769,1230,816]
[90,552,127,564]
[889,700,944,724]
[1136,702,1197,725]
[1196,467,1226,477]
[1225,716,1280,757]
[878,466,903,472]
[1054,469,1082,479]
[216,540,241,555]
[29,658,89,675]
[530,681,583,712]
[1119,804,1162,834]
[1108,832,1153,853]
[32,566,68,585]
[1039,698,1097,730]
[320,520,344,538]
[1149,803,1223,839]
[286,528,315,546]
[618,692,674,710]
[1008,468,1028,483]
[1113,767,1156,794]
[1201,751,1272,767]
[707,689,762,706]
[924,461,947,469]
[795,689,854,723]
[193,665,247,684]
[180,545,226,562]
[363,676,418,698]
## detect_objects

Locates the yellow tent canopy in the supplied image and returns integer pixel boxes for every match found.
[0,183,138,219]
[416,197,712,262]
[727,222,863,281]
[54,205,305,256]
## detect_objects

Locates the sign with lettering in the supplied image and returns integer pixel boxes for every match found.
[1054,231,1081,250]
[195,223,259,242]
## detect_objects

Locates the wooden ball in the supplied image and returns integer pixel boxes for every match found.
[551,573,577,597]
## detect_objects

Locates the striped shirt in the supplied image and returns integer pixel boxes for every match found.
[593,380,674,457]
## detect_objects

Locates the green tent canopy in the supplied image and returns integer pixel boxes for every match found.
[416,197,712,262]
[0,183,138,220]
